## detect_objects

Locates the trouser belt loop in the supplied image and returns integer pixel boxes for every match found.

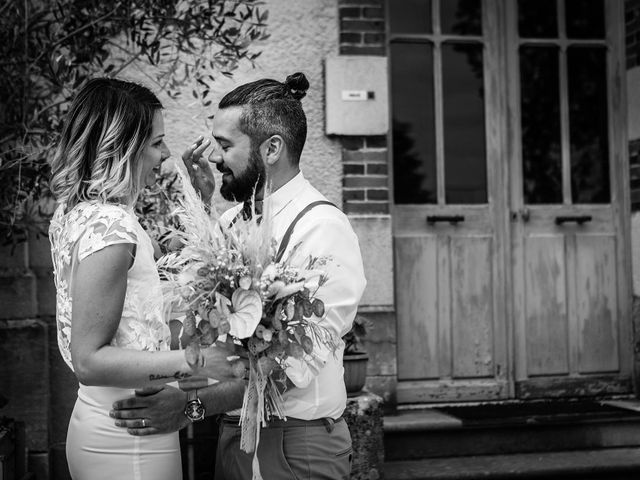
[322,417,335,433]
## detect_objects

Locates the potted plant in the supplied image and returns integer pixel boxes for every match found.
[342,315,372,397]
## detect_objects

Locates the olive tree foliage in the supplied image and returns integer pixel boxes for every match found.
[0,0,268,245]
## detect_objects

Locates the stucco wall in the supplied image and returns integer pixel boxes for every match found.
[122,0,394,309]
[126,0,342,211]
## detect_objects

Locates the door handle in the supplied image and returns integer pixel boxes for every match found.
[554,215,592,225]
[426,215,465,225]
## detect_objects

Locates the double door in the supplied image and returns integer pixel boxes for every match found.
[390,0,632,403]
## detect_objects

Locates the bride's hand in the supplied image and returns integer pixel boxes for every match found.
[182,136,215,204]
[185,341,246,381]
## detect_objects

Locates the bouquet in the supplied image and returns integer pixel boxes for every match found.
[157,171,339,468]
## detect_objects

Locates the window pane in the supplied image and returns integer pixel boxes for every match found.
[389,0,432,34]
[518,0,558,38]
[520,46,562,204]
[441,0,482,36]
[568,46,610,203]
[565,0,605,39]
[391,42,436,204]
[442,43,487,204]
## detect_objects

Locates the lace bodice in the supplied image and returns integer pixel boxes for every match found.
[49,202,170,371]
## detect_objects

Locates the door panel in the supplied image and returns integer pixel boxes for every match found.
[395,235,439,380]
[575,234,619,373]
[451,236,494,378]
[524,235,569,376]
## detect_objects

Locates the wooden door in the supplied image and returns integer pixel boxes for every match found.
[390,0,510,403]
[507,0,633,398]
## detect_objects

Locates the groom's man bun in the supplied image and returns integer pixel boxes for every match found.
[218,73,309,164]
[284,72,309,101]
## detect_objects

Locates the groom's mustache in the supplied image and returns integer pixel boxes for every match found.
[217,164,232,175]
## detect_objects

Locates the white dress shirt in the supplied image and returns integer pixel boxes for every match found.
[220,172,367,420]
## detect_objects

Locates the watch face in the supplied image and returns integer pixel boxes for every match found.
[185,400,205,421]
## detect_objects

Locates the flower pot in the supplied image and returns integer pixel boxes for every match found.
[343,352,369,397]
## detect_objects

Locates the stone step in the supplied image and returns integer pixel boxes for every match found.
[383,447,640,480]
[384,400,640,461]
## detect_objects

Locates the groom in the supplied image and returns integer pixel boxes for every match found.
[111,72,366,479]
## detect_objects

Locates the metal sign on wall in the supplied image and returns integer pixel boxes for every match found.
[325,56,389,136]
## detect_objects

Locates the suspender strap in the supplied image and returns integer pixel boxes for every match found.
[275,200,336,262]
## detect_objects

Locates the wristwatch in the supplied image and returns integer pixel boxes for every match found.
[184,389,205,422]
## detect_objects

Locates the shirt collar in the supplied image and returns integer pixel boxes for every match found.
[264,171,306,218]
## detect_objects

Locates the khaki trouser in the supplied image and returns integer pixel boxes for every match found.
[214,416,352,480]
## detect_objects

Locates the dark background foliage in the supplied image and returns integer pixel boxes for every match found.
[0,0,268,245]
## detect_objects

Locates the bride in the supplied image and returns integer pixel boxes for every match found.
[48,77,233,479]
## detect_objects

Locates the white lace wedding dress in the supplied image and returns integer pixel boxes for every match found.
[49,202,182,480]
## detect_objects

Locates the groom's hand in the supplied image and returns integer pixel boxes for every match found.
[110,385,189,436]
[182,135,214,204]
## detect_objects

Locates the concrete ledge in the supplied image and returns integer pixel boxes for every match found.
[384,447,640,480]
[384,408,462,432]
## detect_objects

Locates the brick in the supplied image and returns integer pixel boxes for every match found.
[340,19,385,32]
[364,32,386,44]
[367,189,389,200]
[28,453,49,480]
[339,6,361,19]
[627,9,636,25]
[344,202,390,214]
[340,136,365,150]
[0,242,28,270]
[344,163,366,175]
[340,45,386,56]
[340,0,382,4]
[344,189,366,201]
[0,271,37,319]
[0,319,50,451]
[343,149,388,163]
[629,138,640,155]
[51,443,72,480]
[367,163,388,175]
[340,32,362,44]
[362,6,384,19]
[365,136,387,148]
[345,176,389,188]
[35,268,56,317]
[28,234,53,269]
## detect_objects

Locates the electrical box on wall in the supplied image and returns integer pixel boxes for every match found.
[325,56,389,136]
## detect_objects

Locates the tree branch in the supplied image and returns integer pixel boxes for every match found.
[28,3,124,69]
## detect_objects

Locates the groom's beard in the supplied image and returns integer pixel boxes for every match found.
[219,147,266,202]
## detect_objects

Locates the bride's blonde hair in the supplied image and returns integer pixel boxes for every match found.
[50,78,163,208]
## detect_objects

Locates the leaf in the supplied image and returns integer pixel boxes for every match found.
[227,288,262,339]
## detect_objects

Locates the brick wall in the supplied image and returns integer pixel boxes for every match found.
[628,0,640,211]
[627,0,640,69]
[339,0,386,56]
[630,139,640,211]
[338,0,390,215]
